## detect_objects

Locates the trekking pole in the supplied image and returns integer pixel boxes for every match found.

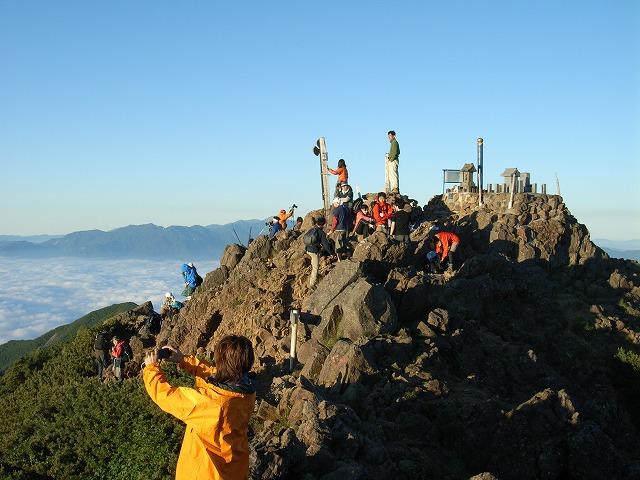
[232,228,244,247]
[289,309,299,372]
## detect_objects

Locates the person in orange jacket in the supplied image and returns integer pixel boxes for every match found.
[143,335,257,480]
[434,231,460,272]
[328,158,348,197]
[277,208,294,230]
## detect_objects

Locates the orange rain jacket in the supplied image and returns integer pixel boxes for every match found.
[277,210,293,230]
[328,166,348,183]
[143,356,256,480]
[435,231,460,261]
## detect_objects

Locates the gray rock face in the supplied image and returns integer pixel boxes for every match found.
[118,192,640,480]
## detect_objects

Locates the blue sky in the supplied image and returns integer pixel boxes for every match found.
[1,1,639,240]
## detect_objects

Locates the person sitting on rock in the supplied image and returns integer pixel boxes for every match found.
[433,231,460,272]
[337,182,354,212]
[160,292,183,319]
[329,198,351,261]
[372,192,394,233]
[304,217,335,287]
[293,216,303,231]
[353,203,375,240]
[389,199,411,244]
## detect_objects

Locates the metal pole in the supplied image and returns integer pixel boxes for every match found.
[477,138,483,206]
[289,309,299,372]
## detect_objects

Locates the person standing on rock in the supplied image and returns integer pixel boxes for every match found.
[277,208,294,230]
[110,336,128,381]
[328,158,348,198]
[181,263,200,299]
[305,217,335,287]
[387,130,400,193]
[143,335,257,480]
[329,198,351,261]
[433,231,460,272]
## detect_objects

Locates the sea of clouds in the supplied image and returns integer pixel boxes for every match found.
[0,257,219,345]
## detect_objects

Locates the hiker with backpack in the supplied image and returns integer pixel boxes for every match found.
[160,292,183,319]
[181,263,202,299]
[142,335,257,480]
[110,336,132,381]
[94,333,109,379]
[304,216,335,287]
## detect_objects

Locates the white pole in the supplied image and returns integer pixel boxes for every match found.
[289,309,299,372]
[384,153,390,193]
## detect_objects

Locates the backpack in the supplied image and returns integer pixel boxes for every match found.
[144,313,162,335]
[122,342,133,362]
[303,227,320,247]
[195,273,203,287]
[94,333,107,351]
[352,197,363,216]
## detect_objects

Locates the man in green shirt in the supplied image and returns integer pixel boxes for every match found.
[387,130,400,193]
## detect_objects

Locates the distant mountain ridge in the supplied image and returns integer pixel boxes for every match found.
[0,220,268,260]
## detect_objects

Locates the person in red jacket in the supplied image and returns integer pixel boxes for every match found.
[372,192,394,233]
[434,231,460,272]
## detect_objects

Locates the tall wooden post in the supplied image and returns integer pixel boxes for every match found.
[313,137,332,217]
[477,138,484,206]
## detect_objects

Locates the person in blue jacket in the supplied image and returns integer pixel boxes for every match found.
[329,198,352,261]
[181,263,198,299]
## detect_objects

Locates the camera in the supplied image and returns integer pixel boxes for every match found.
[291,204,298,209]
[158,348,171,360]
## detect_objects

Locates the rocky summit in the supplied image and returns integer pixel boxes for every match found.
[121,191,640,480]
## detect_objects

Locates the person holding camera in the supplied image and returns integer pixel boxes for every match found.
[143,336,257,480]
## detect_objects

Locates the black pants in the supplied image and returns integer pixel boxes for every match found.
[354,220,374,238]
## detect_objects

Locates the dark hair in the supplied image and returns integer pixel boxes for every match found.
[316,216,326,226]
[395,199,405,209]
[378,192,387,199]
[296,217,303,222]
[337,159,346,168]
[213,335,255,384]
[388,130,396,136]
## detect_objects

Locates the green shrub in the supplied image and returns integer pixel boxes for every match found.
[615,347,640,372]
